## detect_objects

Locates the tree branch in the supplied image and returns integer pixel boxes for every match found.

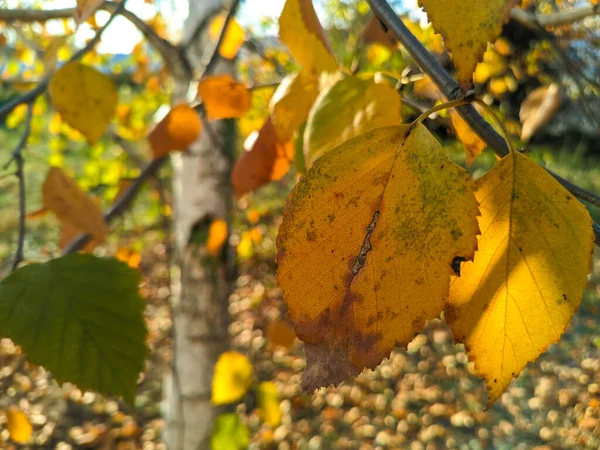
[511,4,600,28]
[367,0,600,246]
[0,0,127,120]
[4,102,34,272]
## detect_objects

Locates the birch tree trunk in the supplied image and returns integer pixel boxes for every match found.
[164,1,235,448]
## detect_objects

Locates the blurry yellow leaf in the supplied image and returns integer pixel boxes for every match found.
[212,351,253,405]
[520,84,561,142]
[115,248,142,269]
[413,75,443,101]
[6,407,32,444]
[270,71,320,143]
[257,382,282,428]
[74,0,104,24]
[449,106,487,166]
[279,0,338,75]
[277,125,479,390]
[148,104,201,159]
[362,15,397,50]
[266,319,296,349]
[6,104,28,129]
[418,0,517,85]
[49,113,63,135]
[208,14,246,60]
[42,167,108,242]
[48,62,117,144]
[207,218,228,256]
[211,413,249,450]
[447,151,594,406]
[231,117,293,198]
[198,75,251,120]
[247,209,261,224]
[304,75,401,164]
[489,77,509,97]
[237,233,254,260]
[44,35,69,73]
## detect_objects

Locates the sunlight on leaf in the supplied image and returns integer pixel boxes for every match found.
[198,74,251,121]
[212,351,253,405]
[277,124,479,391]
[48,62,117,144]
[279,0,338,75]
[520,84,561,142]
[148,104,201,159]
[208,14,246,60]
[418,0,517,85]
[0,255,148,404]
[43,167,108,242]
[6,407,32,444]
[447,151,594,406]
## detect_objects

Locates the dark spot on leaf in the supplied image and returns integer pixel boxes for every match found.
[452,257,466,276]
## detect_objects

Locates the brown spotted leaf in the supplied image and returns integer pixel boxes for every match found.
[276,124,479,391]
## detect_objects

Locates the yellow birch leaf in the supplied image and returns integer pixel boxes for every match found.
[449,108,487,166]
[519,84,561,142]
[304,75,402,165]
[42,167,108,242]
[257,382,282,428]
[207,218,228,256]
[277,124,479,391]
[74,0,104,24]
[6,407,32,444]
[279,0,338,75]
[270,71,320,143]
[208,14,246,60]
[231,117,294,198]
[447,151,594,407]
[148,104,201,159]
[48,62,117,144]
[198,74,251,120]
[212,351,253,405]
[418,0,517,86]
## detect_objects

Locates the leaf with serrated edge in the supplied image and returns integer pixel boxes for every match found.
[277,124,479,391]
[418,0,517,86]
[279,0,337,75]
[447,151,594,406]
[0,254,148,403]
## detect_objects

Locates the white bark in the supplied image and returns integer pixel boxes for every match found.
[164,1,234,448]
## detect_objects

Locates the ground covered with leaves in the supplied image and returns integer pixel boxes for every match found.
[0,173,599,449]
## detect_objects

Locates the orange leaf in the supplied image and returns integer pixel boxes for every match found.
[208,14,246,60]
[231,117,293,198]
[115,247,142,269]
[42,167,108,242]
[26,207,50,219]
[148,104,202,159]
[59,221,98,252]
[198,75,251,121]
[6,407,32,444]
[266,320,297,349]
[207,218,229,256]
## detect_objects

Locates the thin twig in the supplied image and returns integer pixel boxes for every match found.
[367,0,600,245]
[511,4,600,28]
[0,0,127,120]
[200,0,242,78]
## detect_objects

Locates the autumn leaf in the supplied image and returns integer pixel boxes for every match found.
[266,319,297,349]
[207,218,228,256]
[270,71,320,143]
[277,124,479,391]
[43,35,69,74]
[6,407,32,444]
[198,74,251,120]
[304,74,402,164]
[115,247,142,269]
[43,167,108,242]
[447,151,594,406]
[208,14,246,60]
[520,84,561,142]
[212,351,253,405]
[74,0,104,23]
[279,0,338,75]
[231,117,294,198]
[59,222,99,253]
[418,0,517,86]
[148,104,201,159]
[362,16,398,50]
[211,413,249,450]
[449,107,487,166]
[48,62,117,144]
[257,382,282,427]
[413,75,443,101]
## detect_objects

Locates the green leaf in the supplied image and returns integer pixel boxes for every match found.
[0,254,148,403]
[211,413,249,450]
